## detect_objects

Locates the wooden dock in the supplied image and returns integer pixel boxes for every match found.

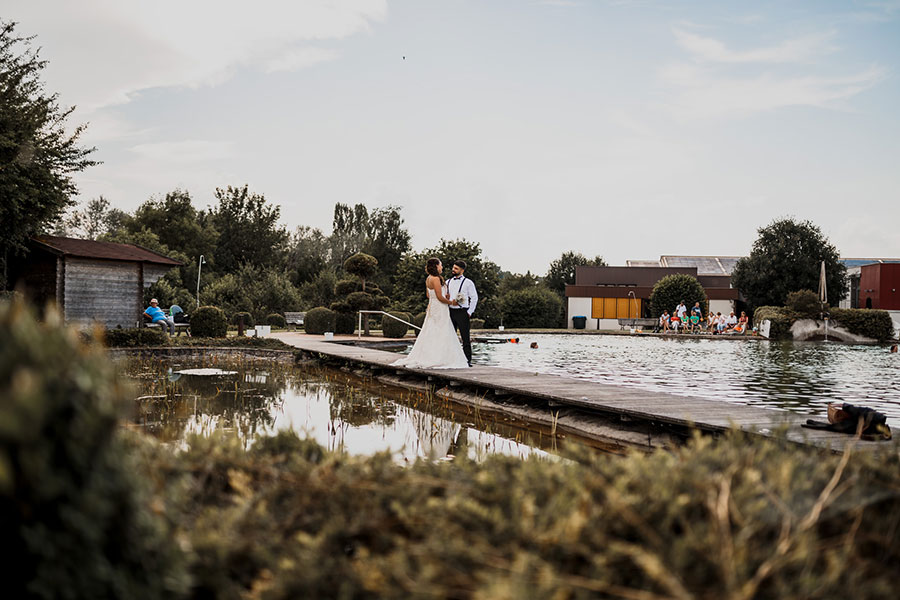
[273,333,886,453]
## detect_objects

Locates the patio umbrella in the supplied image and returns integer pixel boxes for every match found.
[818,261,828,307]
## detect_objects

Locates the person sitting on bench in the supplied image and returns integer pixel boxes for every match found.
[143,298,175,334]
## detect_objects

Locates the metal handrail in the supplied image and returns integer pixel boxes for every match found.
[357,310,421,339]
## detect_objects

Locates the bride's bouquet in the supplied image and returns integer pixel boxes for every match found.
[454,292,466,305]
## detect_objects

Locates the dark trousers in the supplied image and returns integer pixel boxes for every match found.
[449,308,472,364]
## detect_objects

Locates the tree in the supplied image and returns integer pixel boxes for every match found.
[287,226,330,285]
[126,189,218,264]
[731,218,847,310]
[208,185,288,272]
[343,253,378,292]
[649,274,707,318]
[498,271,541,296]
[341,253,385,335]
[545,251,606,297]
[0,21,98,286]
[393,239,502,326]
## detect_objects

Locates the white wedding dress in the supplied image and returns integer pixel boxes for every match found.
[392,287,469,369]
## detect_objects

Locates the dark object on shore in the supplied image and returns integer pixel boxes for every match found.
[530,342,538,349]
[891,344,898,353]
[802,403,892,440]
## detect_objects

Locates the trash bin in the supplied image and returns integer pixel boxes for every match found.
[572,315,587,329]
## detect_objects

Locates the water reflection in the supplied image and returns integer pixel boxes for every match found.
[124,358,550,461]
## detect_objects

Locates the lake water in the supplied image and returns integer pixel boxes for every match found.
[460,334,900,426]
[125,359,554,461]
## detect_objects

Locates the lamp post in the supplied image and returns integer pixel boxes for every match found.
[196,255,206,309]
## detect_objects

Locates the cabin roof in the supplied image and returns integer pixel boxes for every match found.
[32,235,182,266]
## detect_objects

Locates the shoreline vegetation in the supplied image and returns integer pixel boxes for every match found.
[5,300,900,599]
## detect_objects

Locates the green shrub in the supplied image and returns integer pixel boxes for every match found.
[304,307,336,334]
[329,301,352,314]
[498,287,563,328]
[649,274,708,317]
[753,306,797,339]
[266,313,287,328]
[192,306,228,337]
[831,308,895,342]
[471,318,485,329]
[334,279,359,296]
[105,327,168,347]
[412,312,426,336]
[334,312,356,335]
[203,264,302,323]
[785,289,822,318]
[382,312,411,338]
[232,311,255,328]
[0,300,187,599]
[150,429,900,600]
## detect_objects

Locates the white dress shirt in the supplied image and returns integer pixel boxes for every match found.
[448,275,478,316]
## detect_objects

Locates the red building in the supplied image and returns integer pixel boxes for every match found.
[859,263,900,310]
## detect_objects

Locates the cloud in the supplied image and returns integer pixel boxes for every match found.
[673,28,836,64]
[5,0,387,111]
[264,47,340,73]
[661,63,886,118]
[130,140,236,163]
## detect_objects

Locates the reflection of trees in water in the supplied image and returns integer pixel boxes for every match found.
[128,358,289,442]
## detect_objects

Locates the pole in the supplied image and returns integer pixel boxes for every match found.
[196,255,205,309]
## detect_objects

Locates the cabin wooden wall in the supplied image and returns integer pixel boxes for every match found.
[64,258,141,327]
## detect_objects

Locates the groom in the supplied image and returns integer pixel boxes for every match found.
[448,260,478,367]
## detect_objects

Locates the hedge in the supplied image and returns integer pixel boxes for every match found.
[471,318,485,329]
[191,306,228,338]
[304,307,336,335]
[105,327,168,347]
[334,312,356,335]
[498,287,563,328]
[785,290,822,319]
[753,306,797,339]
[266,313,287,328]
[382,311,411,338]
[831,308,895,342]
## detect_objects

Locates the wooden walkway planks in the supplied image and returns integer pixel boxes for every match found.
[274,333,882,453]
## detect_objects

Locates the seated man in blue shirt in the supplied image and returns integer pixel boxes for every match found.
[143,298,175,334]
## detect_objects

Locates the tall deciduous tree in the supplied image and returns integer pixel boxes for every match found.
[731,218,847,310]
[545,251,606,297]
[208,185,288,272]
[125,189,218,264]
[0,21,98,286]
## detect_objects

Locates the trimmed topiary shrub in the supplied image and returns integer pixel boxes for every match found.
[498,287,563,328]
[471,318,485,329]
[192,306,228,337]
[0,300,188,599]
[753,306,797,339]
[382,312,411,338]
[334,312,356,335]
[649,274,708,318]
[105,327,168,347]
[334,279,360,296]
[232,311,254,328]
[785,290,822,319]
[831,308,895,342]
[304,307,336,334]
[266,313,287,328]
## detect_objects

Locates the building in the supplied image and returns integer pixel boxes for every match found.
[565,258,739,329]
[8,236,182,328]
[839,258,900,309]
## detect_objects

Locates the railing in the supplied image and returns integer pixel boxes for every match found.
[358,310,421,339]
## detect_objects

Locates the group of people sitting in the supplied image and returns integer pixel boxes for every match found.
[658,301,749,335]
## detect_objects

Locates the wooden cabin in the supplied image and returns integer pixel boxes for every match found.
[8,236,182,328]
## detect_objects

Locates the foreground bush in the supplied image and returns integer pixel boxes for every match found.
[382,311,411,338]
[191,306,228,337]
[0,301,187,598]
[139,429,900,600]
[105,327,168,347]
[304,306,335,334]
[334,311,356,335]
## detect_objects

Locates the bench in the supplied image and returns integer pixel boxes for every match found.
[142,316,190,336]
[617,318,658,331]
[285,311,306,328]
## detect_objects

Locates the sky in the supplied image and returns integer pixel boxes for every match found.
[5,0,900,273]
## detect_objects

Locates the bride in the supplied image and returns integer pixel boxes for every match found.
[392,258,469,369]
